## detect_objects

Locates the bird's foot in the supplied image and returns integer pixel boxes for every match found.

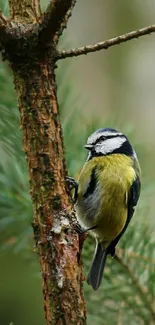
[65,176,78,203]
[75,223,86,234]
[75,223,88,251]
[75,223,97,234]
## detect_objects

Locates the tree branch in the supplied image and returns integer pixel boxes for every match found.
[57,24,155,59]
[0,11,11,45]
[9,0,41,23]
[0,11,20,53]
[0,0,77,55]
[38,0,77,44]
[54,0,77,43]
[0,2,41,55]
[0,10,8,25]
[115,252,155,322]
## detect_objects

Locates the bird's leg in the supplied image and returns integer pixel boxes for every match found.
[76,223,88,252]
[76,223,97,234]
[65,176,78,203]
[76,223,97,252]
[66,176,98,249]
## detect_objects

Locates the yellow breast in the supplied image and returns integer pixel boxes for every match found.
[77,154,136,246]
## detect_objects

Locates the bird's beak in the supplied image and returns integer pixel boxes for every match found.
[84,144,93,150]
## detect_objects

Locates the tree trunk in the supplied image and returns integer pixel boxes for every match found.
[0,0,86,324]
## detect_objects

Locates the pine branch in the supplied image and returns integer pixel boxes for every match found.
[0,7,39,54]
[54,0,77,43]
[0,0,77,55]
[115,252,155,323]
[57,25,155,59]
[38,0,77,44]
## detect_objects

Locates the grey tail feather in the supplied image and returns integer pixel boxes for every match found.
[87,241,107,290]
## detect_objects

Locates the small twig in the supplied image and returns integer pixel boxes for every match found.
[115,253,155,322]
[57,24,155,60]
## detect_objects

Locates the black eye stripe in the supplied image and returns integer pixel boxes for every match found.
[94,134,125,145]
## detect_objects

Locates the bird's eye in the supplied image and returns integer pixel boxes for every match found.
[97,136,106,143]
[94,136,106,146]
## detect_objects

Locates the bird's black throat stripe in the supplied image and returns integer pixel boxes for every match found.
[83,167,97,197]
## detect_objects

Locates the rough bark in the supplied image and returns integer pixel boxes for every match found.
[13,54,86,325]
[0,0,86,324]
[9,0,42,22]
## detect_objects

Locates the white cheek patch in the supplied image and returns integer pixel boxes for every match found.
[87,130,122,145]
[95,137,126,155]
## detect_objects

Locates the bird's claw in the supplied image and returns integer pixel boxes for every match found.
[75,223,88,251]
[75,222,86,234]
[65,176,78,203]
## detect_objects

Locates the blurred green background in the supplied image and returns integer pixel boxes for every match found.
[0,1,155,324]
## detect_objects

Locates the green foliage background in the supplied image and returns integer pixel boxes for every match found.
[0,1,155,325]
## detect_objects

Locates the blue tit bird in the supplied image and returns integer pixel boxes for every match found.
[74,127,141,290]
